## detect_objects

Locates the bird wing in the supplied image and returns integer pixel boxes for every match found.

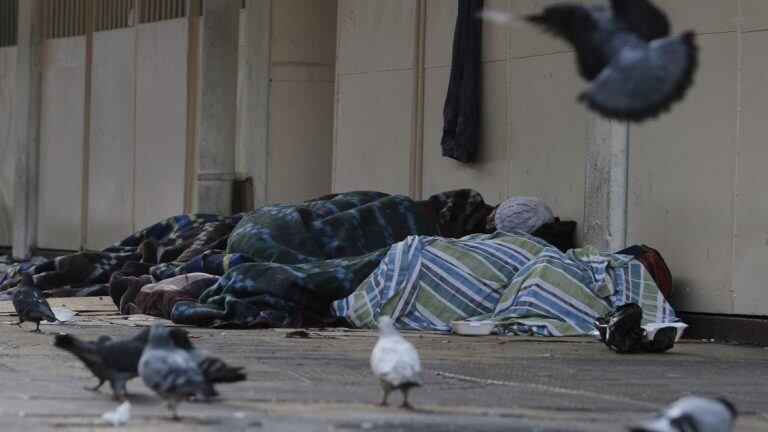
[371,336,421,386]
[139,349,206,397]
[168,328,195,350]
[581,32,697,121]
[610,0,670,41]
[526,4,607,80]
[192,349,247,384]
[101,338,144,374]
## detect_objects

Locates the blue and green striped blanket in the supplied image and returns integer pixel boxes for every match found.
[331,231,675,336]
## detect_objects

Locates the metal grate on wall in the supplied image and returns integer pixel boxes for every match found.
[138,0,186,23]
[0,0,18,47]
[44,0,86,39]
[94,0,135,32]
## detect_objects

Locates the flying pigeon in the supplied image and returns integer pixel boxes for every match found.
[55,327,244,400]
[631,396,737,432]
[12,272,57,332]
[370,315,421,409]
[527,0,698,121]
[138,323,211,420]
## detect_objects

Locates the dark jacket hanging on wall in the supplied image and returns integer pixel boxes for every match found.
[441,0,483,163]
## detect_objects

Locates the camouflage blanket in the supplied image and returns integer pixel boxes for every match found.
[0,190,576,329]
[0,214,241,297]
[0,192,441,327]
[170,192,439,327]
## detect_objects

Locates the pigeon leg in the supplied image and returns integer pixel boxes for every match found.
[31,322,42,332]
[84,379,105,392]
[376,388,390,407]
[110,378,128,401]
[12,320,23,327]
[400,388,414,410]
[168,401,181,421]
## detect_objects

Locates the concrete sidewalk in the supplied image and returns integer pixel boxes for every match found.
[1,298,767,431]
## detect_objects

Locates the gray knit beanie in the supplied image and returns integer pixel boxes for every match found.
[494,196,554,234]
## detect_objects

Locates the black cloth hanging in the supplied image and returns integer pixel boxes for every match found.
[441,0,483,163]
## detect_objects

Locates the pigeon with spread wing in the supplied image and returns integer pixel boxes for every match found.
[527,0,697,121]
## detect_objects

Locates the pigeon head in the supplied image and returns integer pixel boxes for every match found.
[146,322,174,349]
[377,315,398,337]
[21,272,36,287]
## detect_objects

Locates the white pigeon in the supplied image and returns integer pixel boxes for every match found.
[370,315,421,409]
[102,400,131,427]
[631,396,737,432]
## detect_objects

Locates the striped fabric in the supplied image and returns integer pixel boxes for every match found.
[331,232,676,336]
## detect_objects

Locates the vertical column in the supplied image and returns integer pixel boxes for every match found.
[196,0,239,214]
[409,0,425,200]
[184,0,200,213]
[81,0,94,249]
[583,115,629,251]
[243,0,271,208]
[12,0,43,260]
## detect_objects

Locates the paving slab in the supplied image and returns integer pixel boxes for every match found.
[1,301,767,431]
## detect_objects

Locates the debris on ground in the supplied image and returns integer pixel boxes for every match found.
[102,401,131,427]
[285,330,311,339]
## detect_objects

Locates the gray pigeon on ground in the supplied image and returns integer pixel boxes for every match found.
[55,333,139,400]
[55,327,244,400]
[527,0,697,121]
[370,315,421,409]
[138,322,211,420]
[12,272,57,332]
[631,396,737,432]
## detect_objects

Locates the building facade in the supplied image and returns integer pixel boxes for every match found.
[1,0,767,319]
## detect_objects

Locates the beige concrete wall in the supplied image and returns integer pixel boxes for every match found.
[735,24,768,316]
[235,1,337,206]
[0,46,16,246]
[332,0,768,315]
[625,1,767,315]
[335,0,587,222]
[86,28,135,249]
[333,0,417,196]
[37,37,86,250]
[266,0,337,204]
[133,19,188,230]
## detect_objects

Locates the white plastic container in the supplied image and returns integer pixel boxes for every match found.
[642,322,688,342]
[450,320,496,336]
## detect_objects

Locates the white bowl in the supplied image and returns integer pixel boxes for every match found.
[450,320,496,336]
[642,322,688,342]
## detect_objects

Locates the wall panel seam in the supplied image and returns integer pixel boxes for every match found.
[730,0,743,314]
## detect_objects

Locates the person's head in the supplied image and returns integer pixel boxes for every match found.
[491,196,554,234]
